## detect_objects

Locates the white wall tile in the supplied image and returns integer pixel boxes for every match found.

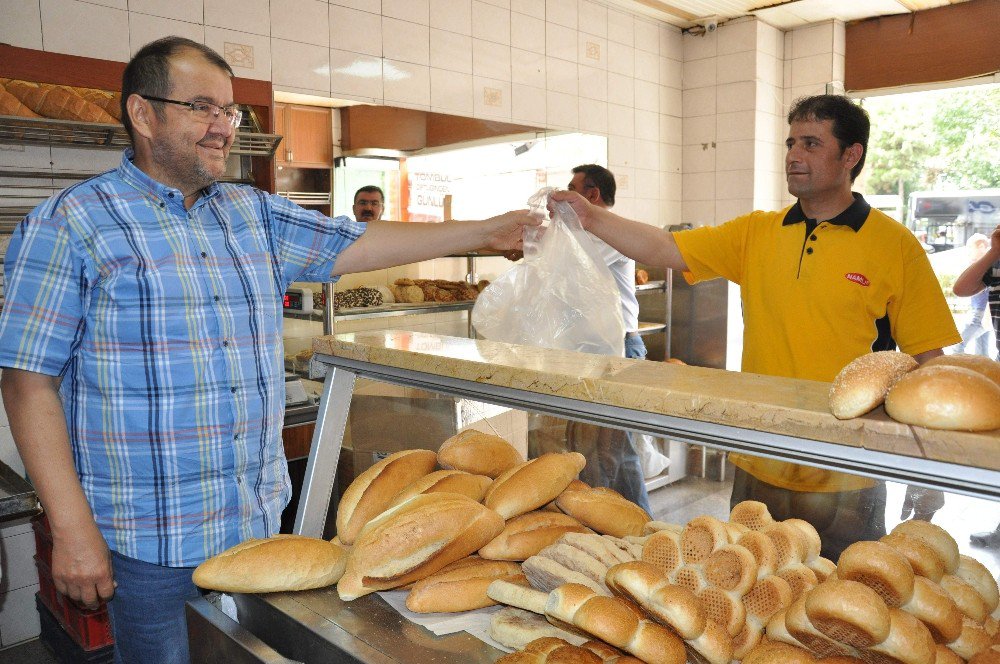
[511,11,545,54]
[634,108,657,142]
[833,20,846,56]
[430,30,473,74]
[40,0,129,61]
[606,9,633,46]
[660,143,681,174]
[716,139,754,171]
[660,56,682,89]
[633,79,657,112]
[660,113,681,145]
[383,18,430,66]
[272,38,330,93]
[545,57,577,96]
[330,49,382,101]
[473,76,512,119]
[383,60,430,108]
[577,64,606,101]
[131,0,202,24]
[716,169,754,200]
[473,39,511,81]
[511,0,544,19]
[683,57,715,90]
[546,90,578,129]
[205,0,269,36]
[0,584,40,646]
[682,199,715,226]
[790,21,834,60]
[634,138,657,170]
[716,109,755,142]
[607,102,633,137]
[430,69,473,114]
[578,32,606,70]
[682,86,715,118]
[606,41,633,77]
[128,13,204,57]
[634,49,658,84]
[206,27,271,81]
[683,142,714,173]
[0,0,43,49]
[545,22,576,62]
[546,0,576,29]
[757,52,781,88]
[383,0,429,25]
[716,197,753,224]
[608,135,634,167]
[330,5,381,57]
[634,19,658,54]
[478,0,510,7]
[717,18,756,56]
[578,98,606,133]
[682,114,715,145]
[607,73,633,106]
[270,0,329,47]
[430,0,472,35]
[578,0,606,38]
[716,81,756,113]
[659,24,682,61]
[660,84,682,117]
[331,0,380,10]
[472,1,510,44]
[1,530,38,591]
[791,53,834,87]
[684,171,714,201]
[717,51,756,86]
[757,21,782,58]
[511,48,545,88]
[682,30,716,61]
[511,83,545,125]
[634,167,658,198]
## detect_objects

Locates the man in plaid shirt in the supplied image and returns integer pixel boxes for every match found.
[0,37,533,663]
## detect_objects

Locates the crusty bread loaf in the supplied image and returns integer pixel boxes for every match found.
[496,636,602,664]
[479,511,590,561]
[192,534,346,593]
[784,595,861,659]
[335,448,438,545]
[803,579,890,648]
[559,532,636,567]
[880,532,947,583]
[938,644,968,664]
[4,80,116,123]
[0,84,41,117]
[741,641,818,664]
[924,353,1000,387]
[533,543,609,589]
[940,573,990,624]
[949,617,995,661]
[901,575,963,644]
[955,554,1000,613]
[489,610,587,651]
[437,429,524,478]
[554,486,651,538]
[387,469,492,509]
[837,540,915,607]
[337,492,504,601]
[605,561,707,640]
[968,645,1000,664]
[737,530,779,579]
[891,520,960,574]
[521,553,606,596]
[868,607,937,664]
[884,365,1000,431]
[485,452,587,520]
[829,351,918,419]
[73,87,123,121]
[404,555,523,613]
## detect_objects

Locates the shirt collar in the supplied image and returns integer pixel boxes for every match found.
[782,192,871,232]
[117,148,221,206]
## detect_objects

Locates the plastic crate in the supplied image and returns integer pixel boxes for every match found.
[36,595,115,664]
[32,514,53,570]
[35,555,114,651]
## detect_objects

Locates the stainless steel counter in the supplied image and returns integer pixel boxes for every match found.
[0,460,38,523]
[188,588,501,663]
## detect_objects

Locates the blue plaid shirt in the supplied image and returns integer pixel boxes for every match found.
[0,150,364,566]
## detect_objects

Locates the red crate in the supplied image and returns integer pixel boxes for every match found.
[32,514,53,570]
[34,555,114,651]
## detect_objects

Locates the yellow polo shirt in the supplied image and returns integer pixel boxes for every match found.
[673,194,961,492]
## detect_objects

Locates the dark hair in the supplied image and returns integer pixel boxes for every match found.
[787,94,870,181]
[572,164,616,207]
[121,37,234,142]
[354,185,384,203]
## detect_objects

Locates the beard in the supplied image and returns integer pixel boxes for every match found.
[150,132,230,193]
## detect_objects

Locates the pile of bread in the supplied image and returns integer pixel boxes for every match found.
[391,278,488,304]
[829,352,1000,431]
[0,78,121,123]
[192,429,999,663]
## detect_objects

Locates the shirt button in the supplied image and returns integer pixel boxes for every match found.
[806,247,814,255]
[223,340,229,347]
[168,192,175,198]
[810,234,817,241]
[214,295,220,302]
[236,476,243,485]
[201,251,208,258]
[231,386,237,393]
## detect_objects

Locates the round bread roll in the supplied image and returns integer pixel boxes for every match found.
[554,486,651,538]
[866,607,936,664]
[784,595,860,659]
[388,469,492,508]
[479,511,590,561]
[731,500,775,532]
[743,575,793,623]
[438,429,524,479]
[741,641,817,664]
[804,579,891,648]
[783,519,822,563]
[807,557,837,583]
[891,520,960,574]
[732,620,765,660]
[880,532,946,583]
[673,564,708,594]
[837,540,915,607]
[687,617,735,664]
[643,528,684,575]
[496,636,603,664]
[936,644,967,664]
[924,353,1000,387]
[829,350,918,419]
[737,530,779,579]
[192,535,347,593]
[763,522,808,570]
[955,554,999,613]
[902,575,963,644]
[703,544,758,596]
[949,617,994,661]
[776,564,819,603]
[940,574,991,624]
[698,585,746,637]
[681,515,731,564]
[968,645,1000,664]
[884,365,1000,431]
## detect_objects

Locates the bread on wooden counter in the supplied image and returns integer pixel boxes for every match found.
[829,351,917,419]
[884,365,1000,431]
[191,534,346,593]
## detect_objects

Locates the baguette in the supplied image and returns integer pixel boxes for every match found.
[487,578,550,614]
[521,554,606,596]
[337,492,504,601]
[4,80,116,123]
[484,452,587,520]
[73,87,123,121]
[387,469,492,508]
[405,555,523,613]
[335,448,438,545]
[479,511,590,561]
[554,486,651,538]
[437,429,524,478]
[192,534,346,593]
[0,84,41,118]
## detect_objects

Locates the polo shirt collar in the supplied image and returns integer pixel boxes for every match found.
[782,192,870,232]
[117,148,222,206]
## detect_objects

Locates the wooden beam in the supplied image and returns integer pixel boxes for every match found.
[845,0,1000,91]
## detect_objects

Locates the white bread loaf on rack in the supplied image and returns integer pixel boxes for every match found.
[192,535,346,593]
[335,448,438,545]
[337,492,504,600]
[437,429,524,478]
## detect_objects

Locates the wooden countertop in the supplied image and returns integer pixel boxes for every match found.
[313,331,1000,472]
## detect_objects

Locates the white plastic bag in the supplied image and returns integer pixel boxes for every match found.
[472,187,625,356]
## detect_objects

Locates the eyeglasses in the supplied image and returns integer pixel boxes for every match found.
[141,95,243,128]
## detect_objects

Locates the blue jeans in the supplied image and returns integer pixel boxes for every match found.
[108,551,200,664]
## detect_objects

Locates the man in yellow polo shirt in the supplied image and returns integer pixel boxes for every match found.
[551,95,960,560]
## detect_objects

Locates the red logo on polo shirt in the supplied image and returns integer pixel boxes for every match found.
[845,272,870,287]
